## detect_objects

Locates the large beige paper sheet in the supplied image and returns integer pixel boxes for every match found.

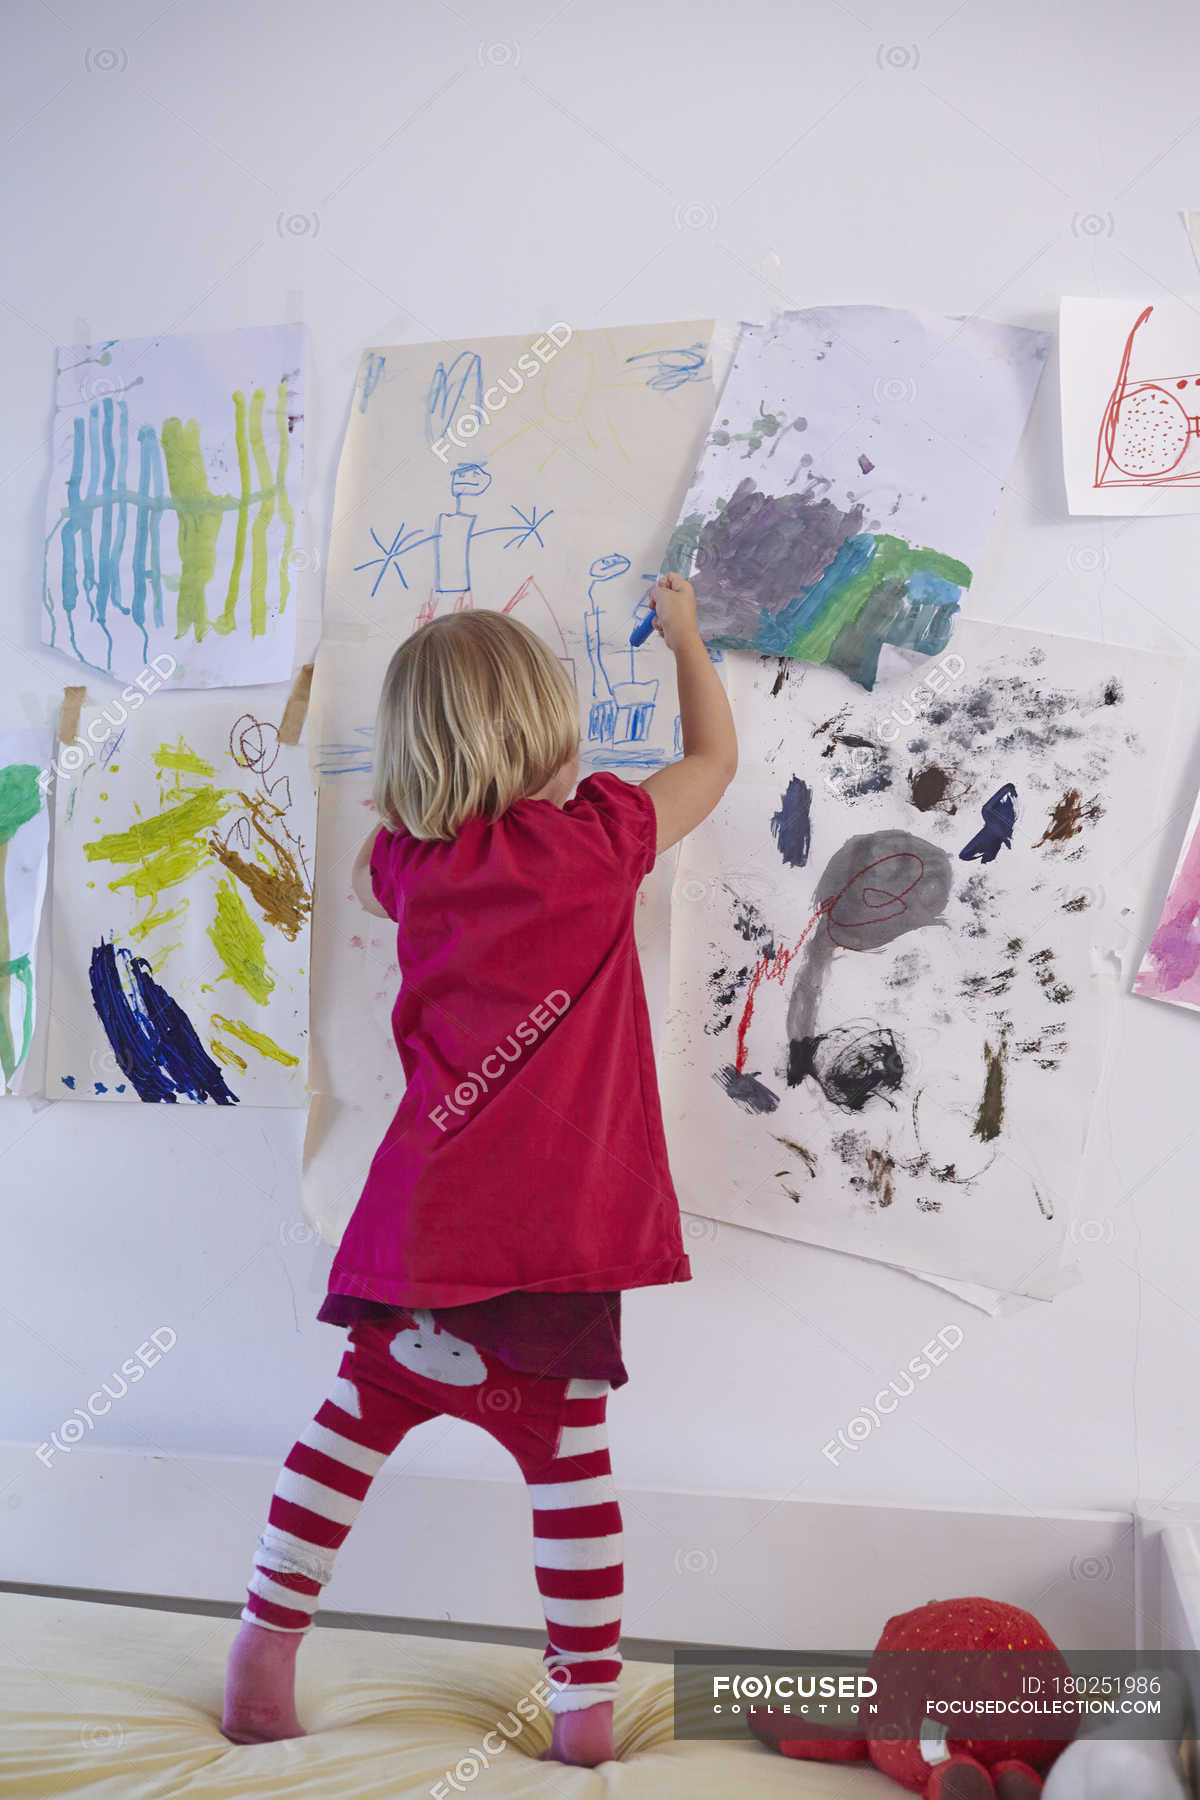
[304,321,718,1243]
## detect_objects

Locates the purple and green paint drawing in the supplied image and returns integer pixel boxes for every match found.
[666,307,1048,690]
[668,475,970,687]
[42,324,307,689]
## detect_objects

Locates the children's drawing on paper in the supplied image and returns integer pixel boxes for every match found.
[355,462,554,624]
[1095,307,1200,491]
[624,343,709,391]
[1062,298,1200,514]
[426,350,482,442]
[42,324,307,686]
[584,555,662,763]
[315,322,720,782]
[305,320,717,1243]
[0,731,52,1096]
[1133,788,1200,1014]
[48,701,315,1106]
[318,554,672,779]
[663,622,1182,1296]
[665,308,1047,689]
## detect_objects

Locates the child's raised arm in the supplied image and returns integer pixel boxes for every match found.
[351,825,391,918]
[638,573,738,854]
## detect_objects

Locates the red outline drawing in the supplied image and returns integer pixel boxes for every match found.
[504,574,577,694]
[1094,305,1200,489]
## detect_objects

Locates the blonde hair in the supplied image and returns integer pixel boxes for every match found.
[372,610,580,840]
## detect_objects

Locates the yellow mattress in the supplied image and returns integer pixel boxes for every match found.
[0,1591,897,1797]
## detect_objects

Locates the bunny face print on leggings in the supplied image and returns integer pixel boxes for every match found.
[388,1310,488,1387]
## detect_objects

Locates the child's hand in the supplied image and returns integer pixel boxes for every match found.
[649,572,701,654]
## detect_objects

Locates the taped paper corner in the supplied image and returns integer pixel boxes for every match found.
[278,663,314,746]
[57,686,86,747]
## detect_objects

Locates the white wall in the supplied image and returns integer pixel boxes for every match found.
[4,0,1200,1548]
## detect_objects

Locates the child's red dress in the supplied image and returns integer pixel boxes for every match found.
[318,771,691,1386]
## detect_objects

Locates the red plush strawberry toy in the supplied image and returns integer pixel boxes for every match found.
[749,1597,1074,1798]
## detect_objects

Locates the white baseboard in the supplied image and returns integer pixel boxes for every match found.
[1139,1506,1200,1653]
[0,1442,1136,1652]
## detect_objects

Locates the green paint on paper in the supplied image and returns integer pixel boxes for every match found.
[0,953,34,1084]
[787,536,972,665]
[85,786,228,908]
[0,846,13,1080]
[107,839,211,902]
[275,381,295,615]
[248,387,276,637]
[0,765,43,1085]
[0,764,41,846]
[210,1035,247,1072]
[130,902,187,943]
[663,512,704,576]
[85,785,226,869]
[161,416,223,644]
[154,740,214,778]
[210,1012,298,1067]
[209,876,274,1005]
[732,404,788,457]
[216,389,252,636]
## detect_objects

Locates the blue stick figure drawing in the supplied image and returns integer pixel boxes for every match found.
[355,462,553,623]
[583,555,660,753]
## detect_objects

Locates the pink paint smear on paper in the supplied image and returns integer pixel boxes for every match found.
[1134,800,1200,1011]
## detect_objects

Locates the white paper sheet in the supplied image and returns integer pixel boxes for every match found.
[1061,297,1200,515]
[47,692,315,1106]
[664,307,1048,687]
[661,619,1183,1296]
[304,321,719,1242]
[42,324,308,686]
[0,729,53,1096]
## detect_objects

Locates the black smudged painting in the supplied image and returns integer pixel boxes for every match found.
[785,830,952,1111]
[663,622,1174,1296]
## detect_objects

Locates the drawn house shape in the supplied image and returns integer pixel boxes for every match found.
[504,575,577,699]
[1095,305,1200,490]
[611,673,658,744]
[315,579,575,781]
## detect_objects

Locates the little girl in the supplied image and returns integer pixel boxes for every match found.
[222,573,736,1766]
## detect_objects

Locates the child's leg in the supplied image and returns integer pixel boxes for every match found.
[223,1366,437,1742]
[504,1377,623,1764]
[242,1369,438,1631]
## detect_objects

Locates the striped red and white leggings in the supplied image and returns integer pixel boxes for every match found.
[240,1314,622,1713]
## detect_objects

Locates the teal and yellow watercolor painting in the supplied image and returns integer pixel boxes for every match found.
[47,701,314,1108]
[666,307,1048,691]
[0,731,52,1097]
[42,324,307,689]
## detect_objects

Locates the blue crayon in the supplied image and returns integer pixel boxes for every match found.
[629,607,657,647]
